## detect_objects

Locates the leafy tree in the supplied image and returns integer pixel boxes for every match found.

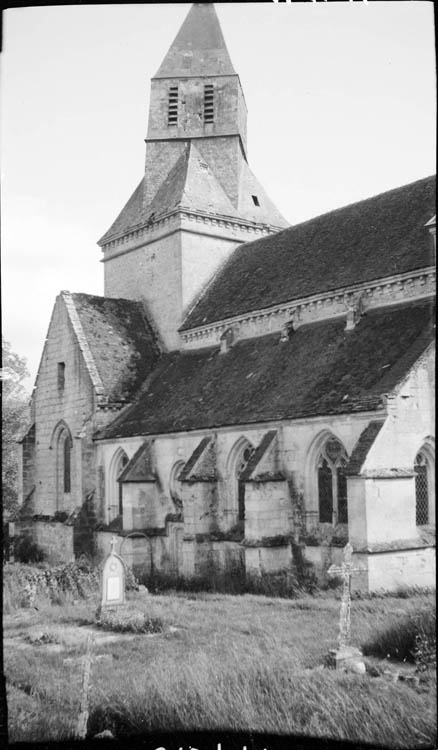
[1,337,30,520]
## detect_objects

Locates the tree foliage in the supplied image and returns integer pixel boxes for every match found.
[2,337,30,519]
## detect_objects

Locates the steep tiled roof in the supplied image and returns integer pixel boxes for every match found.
[182,176,436,330]
[179,436,217,482]
[98,143,241,245]
[240,431,285,482]
[118,442,157,482]
[345,421,385,476]
[70,293,159,403]
[98,179,145,245]
[154,4,236,79]
[97,300,434,439]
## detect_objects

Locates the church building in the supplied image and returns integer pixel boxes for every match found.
[19,4,435,592]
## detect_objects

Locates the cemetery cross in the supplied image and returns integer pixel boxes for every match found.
[327,542,364,650]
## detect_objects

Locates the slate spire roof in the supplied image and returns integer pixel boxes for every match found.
[153,4,236,79]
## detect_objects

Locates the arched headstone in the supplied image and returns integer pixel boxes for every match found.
[101,536,126,610]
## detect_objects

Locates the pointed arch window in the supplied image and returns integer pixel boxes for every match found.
[52,422,73,512]
[317,438,348,524]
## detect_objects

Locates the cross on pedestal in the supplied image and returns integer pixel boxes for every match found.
[327,542,364,650]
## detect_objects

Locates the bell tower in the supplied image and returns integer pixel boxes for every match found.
[99,4,288,350]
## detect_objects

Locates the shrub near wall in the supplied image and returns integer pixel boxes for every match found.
[3,558,140,612]
[3,560,101,611]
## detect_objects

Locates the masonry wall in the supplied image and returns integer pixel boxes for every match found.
[96,412,377,545]
[96,400,435,589]
[20,426,36,506]
[362,345,435,474]
[104,232,182,349]
[180,229,242,314]
[32,296,96,516]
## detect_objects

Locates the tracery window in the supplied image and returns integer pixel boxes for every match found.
[317,438,348,524]
[415,452,429,526]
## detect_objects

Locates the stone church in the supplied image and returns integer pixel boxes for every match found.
[19,4,435,591]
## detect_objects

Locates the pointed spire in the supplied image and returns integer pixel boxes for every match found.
[154,4,236,79]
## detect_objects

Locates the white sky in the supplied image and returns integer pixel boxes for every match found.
[1,2,436,390]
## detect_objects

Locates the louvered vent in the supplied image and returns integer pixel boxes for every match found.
[204,84,214,123]
[168,86,179,126]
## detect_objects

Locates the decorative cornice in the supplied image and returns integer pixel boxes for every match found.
[180,266,436,348]
[100,206,281,256]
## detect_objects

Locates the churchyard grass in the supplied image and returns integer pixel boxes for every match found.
[4,587,436,747]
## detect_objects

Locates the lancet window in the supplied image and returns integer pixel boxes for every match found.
[317,438,348,524]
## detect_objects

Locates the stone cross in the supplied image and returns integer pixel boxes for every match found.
[100,536,126,611]
[327,542,363,649]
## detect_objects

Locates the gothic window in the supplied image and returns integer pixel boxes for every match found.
[53,422,73,511]
[168,85,179,126]
[415,452,429,525]
[203,84,214,123]
[317,438,349,524]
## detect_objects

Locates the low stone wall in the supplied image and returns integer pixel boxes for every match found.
[355,546,436,592]
[32,521,75,564]
[183,538,244,578]
[245,544,292,575]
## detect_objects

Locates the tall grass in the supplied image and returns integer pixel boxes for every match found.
[4,578,436,747]
[362,603,436,664]
[86,645,436,747]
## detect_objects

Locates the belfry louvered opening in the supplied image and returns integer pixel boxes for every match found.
[168,85,179,126]
[204,83,214,123]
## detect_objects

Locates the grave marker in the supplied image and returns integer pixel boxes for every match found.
[100,535,126,611]
[327,542,366,671]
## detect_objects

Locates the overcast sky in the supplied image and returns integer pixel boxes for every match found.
[1,2,436,390]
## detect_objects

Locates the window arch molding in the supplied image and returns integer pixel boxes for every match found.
[107,447,129,523]
[305,430,349,526]
[226,436,255,522]
[413,436,435,526]
[50,420,73,512]
[169,460,186,513]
